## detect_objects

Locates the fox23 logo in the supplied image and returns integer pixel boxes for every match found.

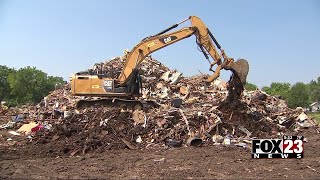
[252,136,304,159]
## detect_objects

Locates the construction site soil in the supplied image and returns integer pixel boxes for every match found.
[0,128,319,179]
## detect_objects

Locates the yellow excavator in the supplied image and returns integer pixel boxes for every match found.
[70,16,249,108]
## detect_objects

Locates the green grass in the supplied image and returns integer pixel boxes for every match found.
[308,112,320,123]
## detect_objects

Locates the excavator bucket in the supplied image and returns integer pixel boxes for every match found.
[230,59,249,84]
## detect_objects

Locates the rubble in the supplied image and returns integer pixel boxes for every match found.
[17,122,39,134]
[0,56,319,156]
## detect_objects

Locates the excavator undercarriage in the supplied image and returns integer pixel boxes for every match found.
[76,98,160,110]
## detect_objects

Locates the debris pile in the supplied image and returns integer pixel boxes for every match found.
[1,56,319,155]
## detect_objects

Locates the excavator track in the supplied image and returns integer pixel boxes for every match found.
[76,98,161,110]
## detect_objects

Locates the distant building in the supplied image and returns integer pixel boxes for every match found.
[309,102,320,112]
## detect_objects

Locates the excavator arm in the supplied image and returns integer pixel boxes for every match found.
[118,16,249,86]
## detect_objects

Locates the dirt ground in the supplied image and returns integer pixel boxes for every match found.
[1,129,319,180]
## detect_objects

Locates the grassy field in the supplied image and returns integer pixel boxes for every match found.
[308,112,320,123]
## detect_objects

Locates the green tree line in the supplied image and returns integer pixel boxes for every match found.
[0,65,65,106]
[245,77,320,108]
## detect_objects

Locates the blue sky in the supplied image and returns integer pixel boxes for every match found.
[0,0,319,87]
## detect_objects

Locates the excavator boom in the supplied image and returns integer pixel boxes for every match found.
[117,26,196,84]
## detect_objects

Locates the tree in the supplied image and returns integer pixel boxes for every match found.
[7,66,64,106]
[0,65,16,102]
[309,77,320,102]
[245,82,258,91]
[287,82,310,108]
[47,76,65,90]
[262,82,291,100]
